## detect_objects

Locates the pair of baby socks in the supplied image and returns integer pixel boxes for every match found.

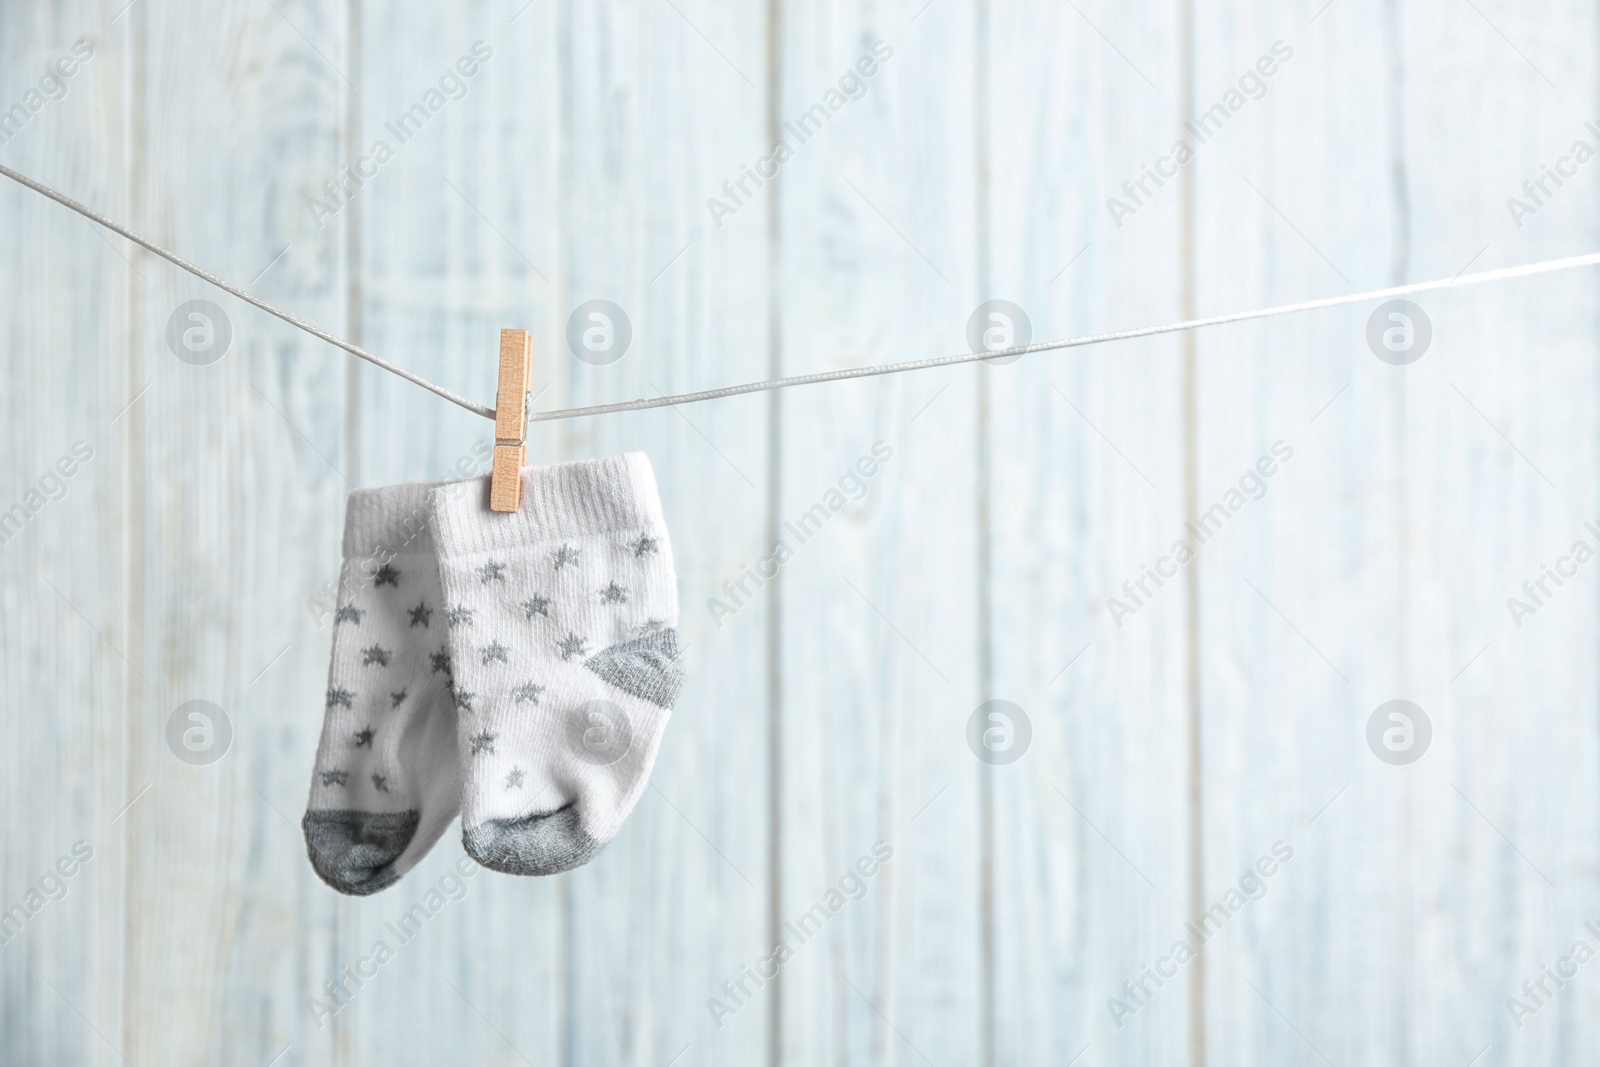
[301,453,683,896]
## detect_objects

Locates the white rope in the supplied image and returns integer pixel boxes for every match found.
[0,162,495,419]
[6,163,1598,426]
[529,251,1600,422]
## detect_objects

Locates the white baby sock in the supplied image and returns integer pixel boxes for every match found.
[303,483,462,895]
[428,452,682,876]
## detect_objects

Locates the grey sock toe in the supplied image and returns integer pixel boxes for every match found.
[462,804,604,876]
[303,809,421,896]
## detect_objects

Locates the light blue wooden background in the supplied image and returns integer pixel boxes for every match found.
[2,0,1597,1064]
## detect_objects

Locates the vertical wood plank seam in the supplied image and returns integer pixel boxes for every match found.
[557,5,575,1064]
[1382,2,1414,1060]
[122,3,151,1061]
[345,0,364,506]
[336,7,363,1065]
[764,2,785,1063]
[973,0,997,1060]
[1177,0,1205,1064]
[1384,0,1412,289]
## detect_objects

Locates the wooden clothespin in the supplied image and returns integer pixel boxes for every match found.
[490,328,532,512]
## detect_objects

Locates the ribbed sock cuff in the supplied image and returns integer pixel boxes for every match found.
[342,481,445,562]
[428,452,665,559]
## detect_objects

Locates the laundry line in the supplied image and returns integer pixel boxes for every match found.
[5,161,1598,425]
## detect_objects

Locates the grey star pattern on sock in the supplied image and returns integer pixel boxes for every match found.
[361,644,391,667]
[408,602,433,627]
[431,649,452,674]
[371,772,389,792]
[374,565,400,587]
[321,769,348,787]
[352,727,374,748]
[335,605,364,625]
[420,462,683,884]
[390,689,407,708]
[327,688,354,709]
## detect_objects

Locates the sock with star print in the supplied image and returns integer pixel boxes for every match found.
[302,482,463,896]
[428,452,684,876]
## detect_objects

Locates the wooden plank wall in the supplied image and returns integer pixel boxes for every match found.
[1,0,1596,1065]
